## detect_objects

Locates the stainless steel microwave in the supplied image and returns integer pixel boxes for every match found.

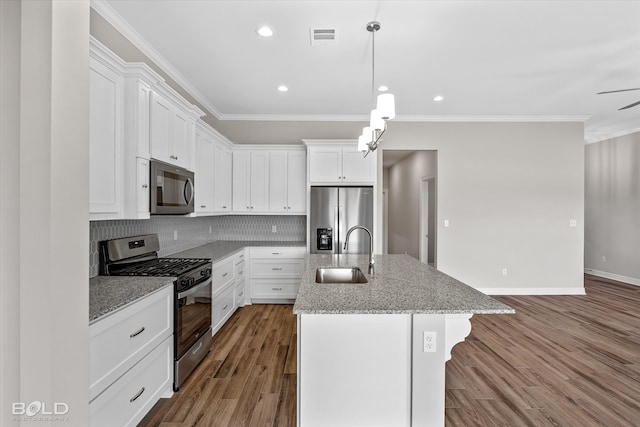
[150,160,194,215]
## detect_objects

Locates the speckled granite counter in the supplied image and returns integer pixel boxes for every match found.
[89,276,174,323]
[293,254,514,314]
[168,240,306,263]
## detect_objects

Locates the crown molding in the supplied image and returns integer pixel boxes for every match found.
[90,0,223,119]
[584,126,640,144]
[218,113,590,123]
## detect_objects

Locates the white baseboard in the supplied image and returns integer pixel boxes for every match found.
[584,268,640,287]
[477,287,586,295]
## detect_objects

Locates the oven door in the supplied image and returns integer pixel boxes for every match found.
[176,278,212,358]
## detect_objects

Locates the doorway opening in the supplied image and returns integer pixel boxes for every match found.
[382,150,437,266]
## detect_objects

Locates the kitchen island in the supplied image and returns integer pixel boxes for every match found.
[293,254,514,427]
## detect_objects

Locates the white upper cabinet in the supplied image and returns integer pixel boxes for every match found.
[269,150,306,214]
[149,86,203,170]
[194,124,215,215]
[89,43,123,220]
[213,140,232,213]
[149,91,193,169]
[233,150,270,213]
[306,141,376,185]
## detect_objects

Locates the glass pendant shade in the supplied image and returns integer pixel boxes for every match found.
[369,109,385,131]
[377,93,396,120]
[358,134,369,152]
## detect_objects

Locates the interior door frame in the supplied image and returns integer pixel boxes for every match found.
[419,176,435,264]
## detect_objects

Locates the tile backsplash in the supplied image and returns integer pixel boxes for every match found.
[90,215,306,277]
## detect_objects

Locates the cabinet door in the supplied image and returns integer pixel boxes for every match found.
[194,132,214,213]
[136,158,150,215]
[171,109,189,168]
[342,146,375,184]
[221,147,233,211]
[269,151,288,213]
[287,151,307,213]
[89,58,123,219]
[149,92,172,164]
[308,146,342,184]
[232,151,251,212]
[213,142,231,212]
[250,151,270,212]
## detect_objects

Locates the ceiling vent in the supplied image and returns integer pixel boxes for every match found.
[310,28,338,46]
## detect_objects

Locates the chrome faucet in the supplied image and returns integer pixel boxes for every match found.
[343,225,374,275]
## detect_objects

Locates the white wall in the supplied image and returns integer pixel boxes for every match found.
[585,131,640,285]
[1,1,90,425]
[376,122,585,294]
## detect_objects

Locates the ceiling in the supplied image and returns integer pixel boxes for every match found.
[99,0,640,144]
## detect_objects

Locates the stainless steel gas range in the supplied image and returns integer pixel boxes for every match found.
[100,234,212,391]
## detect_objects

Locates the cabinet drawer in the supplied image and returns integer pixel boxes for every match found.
[235,280,246,308]
[212,257,235,295]
[234,251,245,264]
[236,260,245,282]
[249,246,306,259]
[212,286,235,332]
[89,286,172,402]
[251,279,300,299]
[90,336,172,427]
[250,259,305,278]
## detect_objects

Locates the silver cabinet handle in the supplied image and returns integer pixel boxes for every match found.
[272,267,283,271]
[272,252,282,255]
[129,387,145,403]
[222,272,228,277]
[129,326,145,338]
[238,270,244,275]
[191,341,203,355]
[222,205,227,209]
[142,184,148,189]
[272,287,283,291]
[284,206,287,210]
[239,291,244,296]
[200,205,206,208]
[250,206,254,209]
[222,304,229,310]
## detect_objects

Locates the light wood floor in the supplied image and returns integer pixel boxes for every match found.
[139,275,640,426]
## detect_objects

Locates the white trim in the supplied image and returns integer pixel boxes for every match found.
[477,287,586,295]
[584,127,640,144]
[220,113,590,123]
[90,0,223,119]
[584,268,640,287]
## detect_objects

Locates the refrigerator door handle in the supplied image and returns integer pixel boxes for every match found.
[334,205,339,253]
[337,205,345,254]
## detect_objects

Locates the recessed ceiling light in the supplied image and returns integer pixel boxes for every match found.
[433,95,444,102]
[277,85,288,92]
[257,26,274,37]
[378,85,389,92]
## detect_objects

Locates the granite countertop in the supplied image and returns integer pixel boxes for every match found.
[168,240,306,263]
[90,240,306,323]
[293,254,515,315]
[89,276,174,323]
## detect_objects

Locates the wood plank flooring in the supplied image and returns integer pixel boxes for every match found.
[139,275,640,426]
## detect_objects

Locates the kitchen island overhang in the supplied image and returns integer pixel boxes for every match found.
[294,254,514,427]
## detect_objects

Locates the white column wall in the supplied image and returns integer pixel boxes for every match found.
[1,1,90,425]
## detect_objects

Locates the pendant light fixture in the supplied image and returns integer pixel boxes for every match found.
[358,21,395,155]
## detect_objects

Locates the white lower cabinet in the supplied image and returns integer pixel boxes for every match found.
[89,285,173,427]
[249,247,306,303]
[89,335,173,427]
[212,281,235,335]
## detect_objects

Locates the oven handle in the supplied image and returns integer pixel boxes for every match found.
[177,277,212,299]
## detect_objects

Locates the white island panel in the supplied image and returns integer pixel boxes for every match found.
[298,313,411,427]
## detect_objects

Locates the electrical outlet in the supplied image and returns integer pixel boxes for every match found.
[423,331,436,352]
[502,268,508,276]
[272,225,277,233]
[444,219,450,228]
[173,230,178,241]
[569,219,577,227]
[602,255,606,262]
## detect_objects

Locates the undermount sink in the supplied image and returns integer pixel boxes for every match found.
[315,267,368,284]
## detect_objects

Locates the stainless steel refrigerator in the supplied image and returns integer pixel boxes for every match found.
[310,186,373,254]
